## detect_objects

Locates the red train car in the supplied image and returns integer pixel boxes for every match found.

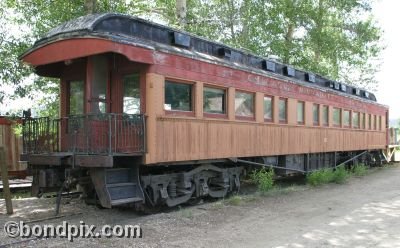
[20,13,389,209]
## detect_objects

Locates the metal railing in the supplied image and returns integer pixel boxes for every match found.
[22,114,145,155]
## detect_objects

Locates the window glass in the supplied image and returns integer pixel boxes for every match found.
[343,110,350,127]
[353,112,359,128]
[379,116,382,130]
[279,98,287,122]
[313,104,319,125]
[91,55,108,113]
[368,114,371,130]
[333,108,341,126]
[361,113,365,129]
[264,96,273,120]
[374,115,377,130]
[69,80,84,115]
[203,87,226,114]
[297,101,305,124]
[235,91,254,117]
[165,81,192,111]
[322,105,329,126]
[123,74,140,114]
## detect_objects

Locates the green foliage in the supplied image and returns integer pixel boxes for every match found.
[352,163,368,176]
[307,165,349,186]
[250,168,275,192]
[333,165,349,184]
[306,168,335,186]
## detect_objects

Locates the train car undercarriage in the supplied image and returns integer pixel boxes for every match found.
[27,149,384,211]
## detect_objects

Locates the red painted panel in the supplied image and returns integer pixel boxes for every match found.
[22,38,154,66]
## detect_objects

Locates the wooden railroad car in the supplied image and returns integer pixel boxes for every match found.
[20,13,390,209]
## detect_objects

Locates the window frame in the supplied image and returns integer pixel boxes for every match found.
[352,111,360,129]
[313,104,320,126]
[322,105,329,127]
[234,90,255,120]
[67,79,85,116]
[203,85,227,119]
[263,95,274,122]
[278,97,288,124]
[164,79,195,117]
[297,101,305,125]
[333,108,341,127]
[343,109,351,128]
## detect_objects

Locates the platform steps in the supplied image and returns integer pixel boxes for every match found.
[90,167,144,208]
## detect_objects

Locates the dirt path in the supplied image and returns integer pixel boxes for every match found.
[1,164,400,247]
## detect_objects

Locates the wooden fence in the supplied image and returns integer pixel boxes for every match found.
[0,117,26,178]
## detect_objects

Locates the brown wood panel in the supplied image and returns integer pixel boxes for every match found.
[146,117,387,164]
[0,121,24,174]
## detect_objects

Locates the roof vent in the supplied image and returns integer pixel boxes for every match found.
[305,73,316,83]
[262,60,276,72]
[340,84,347,92]
[218,47,231,59]
[364,91,370,98]
[171,32,190,48]
[283,66,296,77]
[334,82,340,90]
[353,88,361,96]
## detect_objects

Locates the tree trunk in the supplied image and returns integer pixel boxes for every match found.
[284,23,294,64]
[85,0,97,14]
[176,0,187,29]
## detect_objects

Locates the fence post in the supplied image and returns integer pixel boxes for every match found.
[0,146,13,214]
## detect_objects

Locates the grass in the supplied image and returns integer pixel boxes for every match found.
[352,163,368,176]
[306,165,350,186]
[250,168,275,193]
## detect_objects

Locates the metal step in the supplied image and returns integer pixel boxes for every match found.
[105,168,132,184]
[90,167,144,208]
[111,197,143,206]
[107,182,137,188]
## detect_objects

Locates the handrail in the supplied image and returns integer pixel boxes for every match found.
[22,113,145,155]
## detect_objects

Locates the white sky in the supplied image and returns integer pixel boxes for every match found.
[373,0,400,120]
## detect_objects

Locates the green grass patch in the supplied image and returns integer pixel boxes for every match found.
[307,165,350,186]
[225,195,243,206]
[250,168,275,193]
[352,163,368,176]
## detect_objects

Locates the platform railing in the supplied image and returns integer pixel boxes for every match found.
[22,113,145,155]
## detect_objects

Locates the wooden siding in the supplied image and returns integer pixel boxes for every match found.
[151,118,386,163]
[0,119,25,175]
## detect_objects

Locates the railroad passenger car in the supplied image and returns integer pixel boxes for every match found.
[20,13,390,209]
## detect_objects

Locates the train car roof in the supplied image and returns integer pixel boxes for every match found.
[24,13,378,103]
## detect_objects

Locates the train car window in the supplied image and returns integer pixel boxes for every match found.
[123,74,140,114]
[203,87,226,114]
[313,104,320,126]
[165,81,193,112]
[279,98,287,123]
[91,55,108,113]
[322,105,329,126]
[343,110,350,127]
[368,114,372,130]
[379,116,382,130]
[333,108,341,127]
[235,91,254,117]
[352,112,359,128]
[263,96,273,121]
[361,113,365,129]
[68,80,84,115]
[297,101,305,124]
[373,115,377,130]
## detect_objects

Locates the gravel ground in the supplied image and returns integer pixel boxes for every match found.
[1,164,400,248]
